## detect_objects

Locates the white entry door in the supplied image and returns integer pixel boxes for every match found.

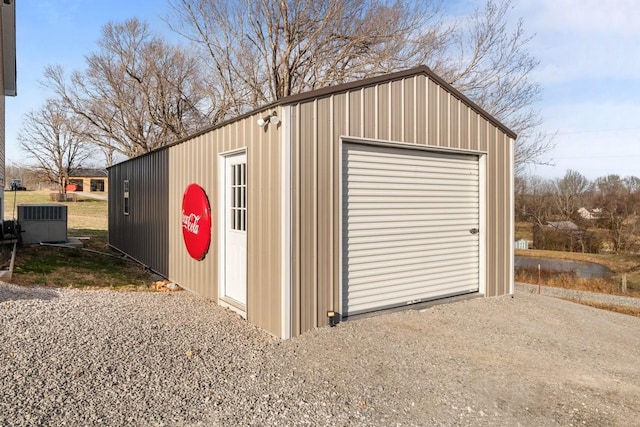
[222,152,247,307]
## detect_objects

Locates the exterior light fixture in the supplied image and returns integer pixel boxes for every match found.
[257,112,279,128]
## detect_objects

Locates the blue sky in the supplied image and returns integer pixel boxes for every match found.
[6,0,640,181]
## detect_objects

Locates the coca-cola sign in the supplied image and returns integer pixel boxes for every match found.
[181,183,212,260]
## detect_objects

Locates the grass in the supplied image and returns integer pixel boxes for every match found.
[3,190,155,290]
[4,190,107,229]
[514,265,640,297]
[559,298,640,318]
[515,248,640,293]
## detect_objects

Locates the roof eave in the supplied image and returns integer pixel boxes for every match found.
[2,0,17,97]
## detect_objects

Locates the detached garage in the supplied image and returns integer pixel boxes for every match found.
[108,66,516,338]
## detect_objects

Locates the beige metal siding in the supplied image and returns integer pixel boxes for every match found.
[167,110,283,336]
[0,95,4,191]
[291,72,514,334]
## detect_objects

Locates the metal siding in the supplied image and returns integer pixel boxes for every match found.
[415,76,427,145]
[248,115,282,333]
[332,94,347,320]
[164,110,282,337]
[377,83,390,140]
[439,86,450,147]
[390,80,403,141]
[349,90,361,136]
[298,101,317,333]
[0,95,4,191]
[450,96,460,149]
[459,101,470,150]
[108,150,169,275]
[291,104,301,337]
[427,80,438,143]
[317,96,333,327]
[404,78,416,143]
[363,87,377,139]
[343,143,480,315]
[290,72,513,335]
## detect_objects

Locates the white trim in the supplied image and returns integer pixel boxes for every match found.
[508,137,515,295]
[217,155,225,305]
[218,148,248,318]
[280,106,292,339]
[341,136,487,156]
[337,138,345,320]
[478,154,487,297]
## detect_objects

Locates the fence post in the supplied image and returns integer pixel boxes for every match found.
[622,274,627,293]
[538,264,541,294]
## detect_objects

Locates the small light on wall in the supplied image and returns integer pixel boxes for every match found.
[256,112,279,128]
[327,310,339,327]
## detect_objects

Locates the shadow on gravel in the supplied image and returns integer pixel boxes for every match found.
[0,283,59,303]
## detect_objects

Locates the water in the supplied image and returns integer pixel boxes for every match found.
[515,256,612,279]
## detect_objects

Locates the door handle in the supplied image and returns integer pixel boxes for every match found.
[469,228,479,235]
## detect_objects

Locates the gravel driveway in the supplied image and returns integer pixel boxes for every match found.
[1,282,639,426]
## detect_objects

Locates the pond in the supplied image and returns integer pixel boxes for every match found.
[515,256,613,279]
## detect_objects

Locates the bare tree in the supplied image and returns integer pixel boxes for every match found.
[593,175,640,253]
[514,174,554,225]
[166,0,440,121]
[44,18,209,158]
[553,169,590,220]
[18,99,91,195]
[167,0,551,168]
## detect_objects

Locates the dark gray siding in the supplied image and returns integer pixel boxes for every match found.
[108,150,169,275]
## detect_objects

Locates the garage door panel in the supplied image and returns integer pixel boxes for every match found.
[342,143,480,317]
[346,150,478,168]
[347,249,479,274]
[349,272,479,297]
[348,235,478,252]
[348,240,479,260]
[346,280,479,314]
[348,229,480,242]
[348,263,480,288]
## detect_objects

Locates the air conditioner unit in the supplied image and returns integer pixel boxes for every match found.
[18,204,68,244]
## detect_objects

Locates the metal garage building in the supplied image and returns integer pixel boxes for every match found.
[108,66,516,338]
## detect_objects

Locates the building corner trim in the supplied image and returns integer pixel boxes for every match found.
[281,106,293,339]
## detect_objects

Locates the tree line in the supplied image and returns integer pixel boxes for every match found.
[17,0,551,194]
[516,170,640,254]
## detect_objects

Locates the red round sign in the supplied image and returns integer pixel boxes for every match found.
[181,183,212,260]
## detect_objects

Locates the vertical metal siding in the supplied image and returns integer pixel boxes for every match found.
[291,73,514,335]
[166,111,282,336]
[108,150,169,275]
[297,101,317,334]
[0,95,4,192]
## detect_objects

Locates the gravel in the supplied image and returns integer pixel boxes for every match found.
[1,282,639,426]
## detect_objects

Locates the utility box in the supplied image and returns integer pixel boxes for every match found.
[18,204,68,244]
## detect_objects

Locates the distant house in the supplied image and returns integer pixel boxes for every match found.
[578,207,602,220]
[67,168,108,192]
[514,239,529,250]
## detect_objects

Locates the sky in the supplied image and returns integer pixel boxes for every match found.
[5,0,640,181]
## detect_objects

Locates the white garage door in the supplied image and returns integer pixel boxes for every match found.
[342,143,480,317]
